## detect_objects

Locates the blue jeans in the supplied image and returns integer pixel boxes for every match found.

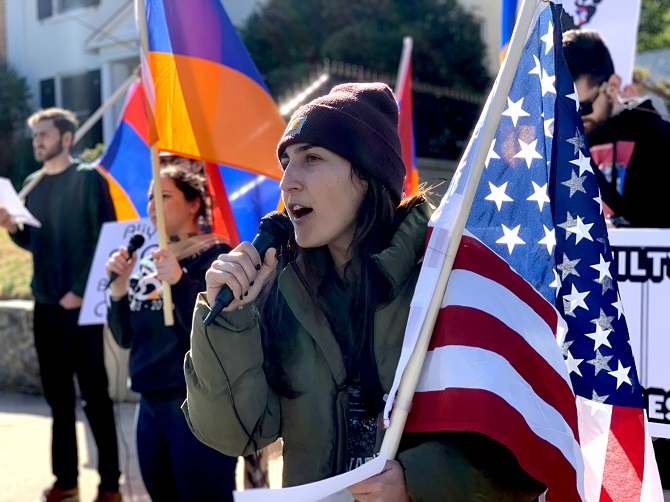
[136,394,237,501]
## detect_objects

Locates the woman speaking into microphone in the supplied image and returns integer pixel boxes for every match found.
[105,165,237,501]
[182,84,545,501]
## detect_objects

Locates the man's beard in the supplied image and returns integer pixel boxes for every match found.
[34,139,64,162]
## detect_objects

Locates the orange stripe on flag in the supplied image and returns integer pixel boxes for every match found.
[204,162,239,247]
[149,53,285,180]
[97,168,140,221]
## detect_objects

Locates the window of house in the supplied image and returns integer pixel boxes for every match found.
[37,0,100,20]
[37,0,52,20]
[39,78,56,109]
[49,70,102,152]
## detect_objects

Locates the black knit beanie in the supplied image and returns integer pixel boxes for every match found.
[277,82,406,203]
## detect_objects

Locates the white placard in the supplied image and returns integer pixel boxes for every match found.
[233,454,386,502]
[78,218,158,326]
[608,228,670,439]
[0,177,41,228]
[561,0,641,87]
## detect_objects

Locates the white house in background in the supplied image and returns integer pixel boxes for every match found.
[457,0,501,77]
[4,0,264,150]
[4,0,500,151]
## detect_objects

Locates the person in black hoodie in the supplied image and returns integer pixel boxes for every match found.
[563,29,670,228]
[105,165,236,501]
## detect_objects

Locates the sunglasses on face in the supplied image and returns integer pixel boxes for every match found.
[578,81,608,117]
[579,100,594,117]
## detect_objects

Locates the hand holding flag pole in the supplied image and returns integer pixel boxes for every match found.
[379,0,542,459]
[136,0,174,326]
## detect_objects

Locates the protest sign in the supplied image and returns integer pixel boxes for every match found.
[79,218,158,325]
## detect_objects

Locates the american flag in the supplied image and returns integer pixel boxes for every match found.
[384,2,662,500]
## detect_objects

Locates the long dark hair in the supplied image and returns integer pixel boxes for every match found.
[258,166,427,396]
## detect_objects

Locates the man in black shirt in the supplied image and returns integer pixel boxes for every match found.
[563,29,670,228]
[0,108,121,502]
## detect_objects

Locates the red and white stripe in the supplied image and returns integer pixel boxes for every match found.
[577,397,662,501]
[405,234,585,501]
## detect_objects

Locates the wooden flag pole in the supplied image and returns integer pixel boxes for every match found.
[137,0,174,326]
[379,0,543,459]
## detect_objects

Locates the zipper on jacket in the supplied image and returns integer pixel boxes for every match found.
[330,383,347,476]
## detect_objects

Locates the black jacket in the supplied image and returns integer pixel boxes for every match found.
[588,99,670,228]
[108,242,229,396]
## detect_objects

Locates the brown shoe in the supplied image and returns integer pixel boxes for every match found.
[39,485,79,502]
[95,491,122,502]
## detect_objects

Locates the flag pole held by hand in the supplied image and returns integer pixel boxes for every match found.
[137,0,174,326]
[379,0,542,459]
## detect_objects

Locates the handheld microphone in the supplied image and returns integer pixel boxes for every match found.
[203,211,293,326]
[108,232,145,286]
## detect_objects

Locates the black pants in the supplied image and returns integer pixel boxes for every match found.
[34,302,121,491]
[654,438,670,489]
[136,395,237,501]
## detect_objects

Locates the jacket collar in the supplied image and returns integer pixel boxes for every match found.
[275,201,434,385]
[370,201,433,298]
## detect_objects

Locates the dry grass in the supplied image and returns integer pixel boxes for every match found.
[0,230,32,300]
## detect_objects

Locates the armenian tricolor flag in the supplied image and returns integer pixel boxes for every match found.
[96,80,149,222]
[142,0,286,179]
[97,78,281,243]
[395,36,419,198]
[98,0,286,241]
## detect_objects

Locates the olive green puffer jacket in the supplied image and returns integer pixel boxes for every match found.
[183,202,543,501]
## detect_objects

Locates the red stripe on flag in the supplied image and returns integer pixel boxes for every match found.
[123,82,150,143]
[456,235,558,331]
[432,304,579,438]
[406,232,582,497]
[204,162,239,247]
[410,388,581,501]
[397,60,417,197]
[600,405,645,501]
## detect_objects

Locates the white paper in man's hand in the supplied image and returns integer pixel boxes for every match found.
[233,453,387,502]
[0,177,41,228]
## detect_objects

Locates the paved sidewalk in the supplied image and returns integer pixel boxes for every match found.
[0,391,149,502]
[0,391,283,502]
